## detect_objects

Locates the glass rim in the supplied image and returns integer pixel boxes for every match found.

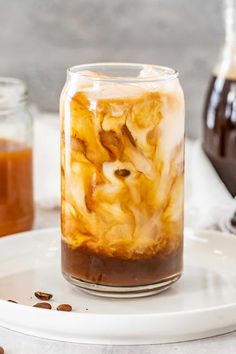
[67,62,179,82]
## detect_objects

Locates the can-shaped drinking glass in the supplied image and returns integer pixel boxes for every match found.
[60,63,185,297]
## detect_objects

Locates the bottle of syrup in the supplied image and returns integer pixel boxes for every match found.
[203,0,236,196]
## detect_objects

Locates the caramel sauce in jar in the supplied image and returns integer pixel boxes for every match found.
[0,139,34,236]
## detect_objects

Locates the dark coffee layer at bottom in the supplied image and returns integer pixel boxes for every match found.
[61,240,183,286]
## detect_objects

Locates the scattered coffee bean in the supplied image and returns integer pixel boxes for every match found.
[8,299,17,303]
[34,291,53,301]
[57,304,72,312]
[33,302,52,309]
[0,346,4,354]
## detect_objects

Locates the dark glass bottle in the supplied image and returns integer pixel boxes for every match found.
[203,0,236,196]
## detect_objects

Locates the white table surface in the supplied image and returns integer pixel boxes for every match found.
[0,206,235,354]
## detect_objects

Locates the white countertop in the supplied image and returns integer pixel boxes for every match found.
[0,206,235,354]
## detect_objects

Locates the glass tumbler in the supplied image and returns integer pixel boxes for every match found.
[60,63,185,297]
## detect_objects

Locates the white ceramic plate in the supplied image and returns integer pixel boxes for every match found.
[0,228,235,344]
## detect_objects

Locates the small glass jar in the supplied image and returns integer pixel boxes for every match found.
[0,78,34,237]
[203,0,236,196]
[60,63,185,297]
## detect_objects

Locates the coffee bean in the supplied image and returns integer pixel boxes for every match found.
[114,169,131,178]
[34,291,53,301]
[33,302,52,309]
[0,346,4,354]
[57,304,72,312]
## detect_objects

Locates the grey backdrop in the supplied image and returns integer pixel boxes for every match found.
[0,0,224,138]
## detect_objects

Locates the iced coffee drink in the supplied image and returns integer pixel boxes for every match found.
[60,63,185,297]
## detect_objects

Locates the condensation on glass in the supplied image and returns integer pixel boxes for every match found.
[60,63,185,297]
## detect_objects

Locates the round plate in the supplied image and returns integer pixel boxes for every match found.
[0,228,235,344]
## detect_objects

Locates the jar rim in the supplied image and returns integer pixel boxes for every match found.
[0,77,28,110]
[67,63,179,83]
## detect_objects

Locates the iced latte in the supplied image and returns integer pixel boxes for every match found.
[60,63,185,297]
